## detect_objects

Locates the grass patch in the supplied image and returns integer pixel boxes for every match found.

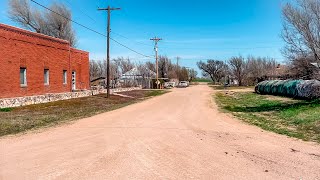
[144,90,167,97]
[212,85,255,90]
[0,90,167,136]
[0,108,13,112]
[193,78,213,83]
[215,92,320,142]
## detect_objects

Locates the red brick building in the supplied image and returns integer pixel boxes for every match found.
[0,23,89,99]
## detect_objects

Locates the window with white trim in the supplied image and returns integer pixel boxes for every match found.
[63,70,67,84]
[44,69,49,85]
[20,68,27,86]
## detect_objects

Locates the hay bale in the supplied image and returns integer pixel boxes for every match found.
[297,80,320,99]
[255,81,269,94]
[255,79,320,100]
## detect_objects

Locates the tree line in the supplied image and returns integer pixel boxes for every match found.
[198,0,320,86]
[90,56,197,82]
[197,56,279,86]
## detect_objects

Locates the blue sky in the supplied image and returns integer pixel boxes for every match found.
[0,0,287,70]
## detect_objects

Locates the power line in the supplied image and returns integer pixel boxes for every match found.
[63,0,153,48]
[111,31,153,47]
[105,0,155,39]
[30,0,105,36]
[110,37,154,58]
[30,0,153,58]
[63,0,97,22]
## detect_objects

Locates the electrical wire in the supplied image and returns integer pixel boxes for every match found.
[63,0,97,22]
[110,37,154,58]
[30,0,154,58]
[111,31,153,47]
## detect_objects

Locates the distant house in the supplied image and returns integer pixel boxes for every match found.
[0,23,90,99]
[120,68,156,89]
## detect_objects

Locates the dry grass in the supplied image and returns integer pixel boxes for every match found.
[0,90,167,136]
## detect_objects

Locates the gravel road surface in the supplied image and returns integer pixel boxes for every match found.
[1,85,319,179]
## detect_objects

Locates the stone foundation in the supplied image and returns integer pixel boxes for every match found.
[0,87,141,108]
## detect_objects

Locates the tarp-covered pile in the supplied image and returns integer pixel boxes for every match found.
[255,80,320,99]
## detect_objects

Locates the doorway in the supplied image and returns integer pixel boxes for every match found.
[72,71,76,90]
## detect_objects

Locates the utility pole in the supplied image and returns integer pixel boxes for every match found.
[150,37,162,89]
[98,6,120,98]
[176,56,180,67]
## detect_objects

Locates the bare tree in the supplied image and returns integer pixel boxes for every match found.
[45,3,77,46]
[177,67,189,81]
[290,57,319,79]
[113,57,135,74]
[197,60,226,83]
[158,56,168,78]
[229,56,247,86]
[188,69,198,82]
[282,0,320,62]
[89,60,100,81]
[8,0,77,46]
[246,56,278,84]
[8,0,43,33]
[145,61,156,73]
[90,59,120,88]
[158,56,177,78]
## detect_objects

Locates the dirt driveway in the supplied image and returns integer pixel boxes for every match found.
[0,85,319,179]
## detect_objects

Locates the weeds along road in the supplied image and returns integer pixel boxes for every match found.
[0,85,320,179]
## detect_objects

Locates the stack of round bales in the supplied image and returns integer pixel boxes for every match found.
[296,80,320,99]
[255,80,320,99]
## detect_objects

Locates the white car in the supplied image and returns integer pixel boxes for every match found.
[164,82,176,89]
[178,81,188,88]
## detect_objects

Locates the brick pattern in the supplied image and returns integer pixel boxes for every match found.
[0,23,89,98]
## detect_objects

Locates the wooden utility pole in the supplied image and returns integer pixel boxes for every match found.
[98,6,120,98]
[150,37,162,89]
[176,56,180,67]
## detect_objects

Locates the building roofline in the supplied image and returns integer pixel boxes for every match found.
[70,47,89,54]
[0,23,70,44]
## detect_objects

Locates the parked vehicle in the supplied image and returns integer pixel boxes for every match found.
[178,81,188,88]
[164,82,176,89]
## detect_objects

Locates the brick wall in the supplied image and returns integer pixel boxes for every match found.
[0,23,90,98]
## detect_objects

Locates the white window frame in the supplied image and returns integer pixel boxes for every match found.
[44,69,49,85]
[63,70,67,84]
[20,68,27,87]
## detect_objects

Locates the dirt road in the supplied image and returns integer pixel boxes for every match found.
[1,85,319,179]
